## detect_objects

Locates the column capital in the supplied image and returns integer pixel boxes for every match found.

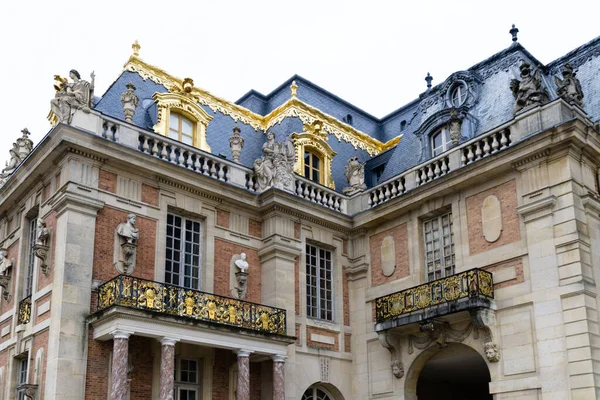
[111,330,133,340]
[160,337,179,347]
[271,354,287,363]
[236,349,253,358]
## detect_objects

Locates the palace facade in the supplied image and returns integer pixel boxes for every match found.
[0,26,600,399]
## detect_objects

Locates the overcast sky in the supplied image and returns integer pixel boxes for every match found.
[1,0,599,167]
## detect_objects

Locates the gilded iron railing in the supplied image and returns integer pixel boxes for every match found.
[375,268,494,323]
[18,295,32,325]
[97,275,287,335]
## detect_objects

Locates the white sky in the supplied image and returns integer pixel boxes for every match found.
[1,0,599,166]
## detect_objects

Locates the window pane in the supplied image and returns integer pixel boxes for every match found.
[181,117,193,135]
[170,113,179,130]
[182,134,193,145]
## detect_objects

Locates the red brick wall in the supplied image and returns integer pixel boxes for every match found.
[369,223,409,287]
[306,326,339,351]
[294,223,301,239]
[34,293,52,325]
[85,329,111,400]
[37,211,56,291]
[216,210,230,229]
[98,170,117,193]
[1,240,19,315]
[467,180,520,255]
[129,336,154,400]
[93,207,156,281]
[213,239,261,303]
[344,333,352,353]
[29,329,49,399]
[342,239,348,255]
[484,258,524,289]
[0,349,7,389]
[343,272,350,326]
[249,219,262,238]
[294,256,300,315]
[141,184,159,206]
[212,348,232,400]
[295,324,301,345]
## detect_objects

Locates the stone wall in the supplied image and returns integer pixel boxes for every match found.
[369,223,409,286]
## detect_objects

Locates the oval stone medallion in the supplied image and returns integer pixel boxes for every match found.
[381,236,396,276]
[481,195,502,242]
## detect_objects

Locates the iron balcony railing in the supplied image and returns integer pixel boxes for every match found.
[375,268,494,324]
[97,275,287,335]
[18,295,32,325]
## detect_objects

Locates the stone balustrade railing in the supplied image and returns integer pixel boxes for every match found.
[460,128,512,166]
[367,176,406,208]
[295,176,347,213]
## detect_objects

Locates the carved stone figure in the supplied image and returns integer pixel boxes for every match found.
[50,69,95,124]
[377,331,404,379]
[231,271,248,300]
[484,341,500,362]
[253,132,296,193]
[35,219,49,246]
[0,249,13,301]
[0,128,34,185]
[234,252,249,273]
[448,109,463,145]
[116,213,139,274]
[120,82,139,122]
[408,320,473,354]
[229,126,245,163]
[554,63,584,108]
[510,61,549,113]
[33,219,51,276]
[117,214,139,245]
[343,156,367,195]
[391,360,404,379]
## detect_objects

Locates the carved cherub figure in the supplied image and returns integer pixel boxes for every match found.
[554,63,584,107]
[510,61,549,113]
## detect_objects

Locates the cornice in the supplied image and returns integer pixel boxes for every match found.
[156,176,223,203]
[123,56,397,156]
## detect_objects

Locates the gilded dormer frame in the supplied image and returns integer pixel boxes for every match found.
[291,121,337,189]
[152,91,213,152]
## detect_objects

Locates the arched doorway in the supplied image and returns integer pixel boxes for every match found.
[407,343,491,400]
[301,383,345,400]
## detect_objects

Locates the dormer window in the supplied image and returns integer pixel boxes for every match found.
[432,127,452,157]
[450,83,468,107]
[304,150,322,183]
[344,114,353,126]
[169,113,194,145]
[400,120,407,131]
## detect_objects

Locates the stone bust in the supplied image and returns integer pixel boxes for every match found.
[35,218,49,246]
[0,250,12,277]
[484,341,500,362]
[391,360,404,379]
[235,252,249,273]
[117,213,139,245]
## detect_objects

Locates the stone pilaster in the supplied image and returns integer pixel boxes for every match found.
[272,354,286,400]
[159,338,178,400]
[110,331,131,400]
[236,350,252,400]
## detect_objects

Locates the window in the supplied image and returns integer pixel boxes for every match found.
[450,83,467,107]
[169,113,194,146]
[174,358,201,400]
[17,357,28,400]
[304,151,322,184]
[423,212,455,281]
[371,164,386,186]
[165,214,202,290]
[306,244,333,321]
[431,128,452,157]
[344,114,353,126]
[302,386,334,400]
[24,218,37,298]
[400,120,407,131]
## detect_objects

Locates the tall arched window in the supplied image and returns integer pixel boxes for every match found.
[302,386,334,400]
[431,127,452,157]
[304,150,322,183]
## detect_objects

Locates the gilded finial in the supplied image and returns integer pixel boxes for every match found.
[132,40,141,57]
[290,80,298,97]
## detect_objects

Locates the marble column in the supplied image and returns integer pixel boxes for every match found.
[159,338,178,400]
[272,354,287,400]
[236,350,252,400]
[110,331,131,400]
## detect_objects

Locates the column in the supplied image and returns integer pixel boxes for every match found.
[236,350,252,400]
[110,331,131,400]
[159,338,178,400]
[272,354,286,400]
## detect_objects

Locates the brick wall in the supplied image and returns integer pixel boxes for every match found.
[129,336,154,400]
[216,209,230,229]
[1,240,19,315]
[484,257,524,289]
[249,219,262,238]
[343,272,349,326]
[212,348,232,400]
[467,179,520,255]
[37,211,56,291]
[369,223,409,287]
[294,256,300,315]
[306,326,339,351]
[93,207,156,281]
[98,170,117,193]
[213,239,261,303]
[294,223,301,239]
[85,328,111,400]
[344,333,352,353]
[141,184,159,206]
[29,329,49,399]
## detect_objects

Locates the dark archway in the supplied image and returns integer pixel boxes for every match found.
[415,344,491,400]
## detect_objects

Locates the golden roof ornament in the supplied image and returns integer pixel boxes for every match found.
[290,80,298,97]
[182,78,194,93]
[132,40,141,57]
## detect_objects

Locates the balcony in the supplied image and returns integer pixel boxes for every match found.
[97,275,287,335]
[374,268,494,331]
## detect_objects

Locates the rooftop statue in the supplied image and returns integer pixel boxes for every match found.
[50,69,95,124]
[229,126,245,163]
[343,156,367,195]
[554,63,584,108]
[253,132,296,193]
[120,82,139,123]
[510,62,549,113]
[0,128,34,185]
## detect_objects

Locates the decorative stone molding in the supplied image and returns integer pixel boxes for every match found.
[319,356,330,382]
[115,213,139,274]
[33,218,51,276]
[377,331,404,379]
[0,249,13,302]
[470,308,500,362]
[16,383,38,400]
[481,195,502,242]
[407,320,474,354]
[120,82,139,123]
